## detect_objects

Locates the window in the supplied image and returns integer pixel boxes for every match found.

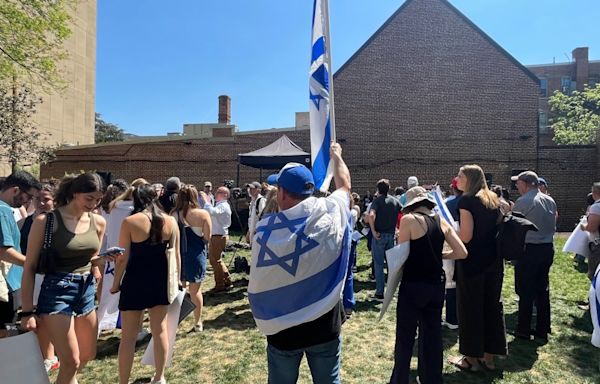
[561,76,572,94]
[539,111,549,134]
[539,78,548,97]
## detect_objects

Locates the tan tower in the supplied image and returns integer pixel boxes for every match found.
[0,0,97,176]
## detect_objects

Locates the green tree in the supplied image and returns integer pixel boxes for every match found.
[0,0,74,89]
[95,113,125,143]
[550,85,600,145]
[0,85,57,173]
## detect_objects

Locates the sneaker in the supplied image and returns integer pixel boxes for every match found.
[150,378,167,384]
[193,322,203,332]
[44,357,59,372]
[443,321,459,330]
[370,293,384,302]
[136,328,150,342]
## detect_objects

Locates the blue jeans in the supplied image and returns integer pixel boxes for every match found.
[36,272,96,317]
[343,241,358,310]
[372,233,395,295]
[267,336,342,384]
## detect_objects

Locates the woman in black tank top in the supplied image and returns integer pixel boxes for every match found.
[390,187,467,384]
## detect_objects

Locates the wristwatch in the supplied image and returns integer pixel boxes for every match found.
[18,311,35,320]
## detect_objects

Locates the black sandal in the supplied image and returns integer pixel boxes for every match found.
[478,359,496,371]
[449,356,480,372]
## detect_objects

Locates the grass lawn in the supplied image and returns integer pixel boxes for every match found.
[69,237,600,383]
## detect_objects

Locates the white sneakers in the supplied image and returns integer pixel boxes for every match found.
[44,356,59,372]
[150,378,167,384]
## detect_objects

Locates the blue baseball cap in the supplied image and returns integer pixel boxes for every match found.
[266,173,278,185]
[273,163,314,196]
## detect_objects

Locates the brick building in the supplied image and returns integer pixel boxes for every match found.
[41,0,597,230]
[527,47,600,146]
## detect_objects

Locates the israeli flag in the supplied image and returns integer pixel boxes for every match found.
[432,186,458,230]
[248,193,351,335]
[310,0,335,192]
[590,265,600,347]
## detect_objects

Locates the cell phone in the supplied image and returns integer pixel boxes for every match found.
[98,247,125,257]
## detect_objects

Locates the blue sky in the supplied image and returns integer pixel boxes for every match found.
[96,0,600,136]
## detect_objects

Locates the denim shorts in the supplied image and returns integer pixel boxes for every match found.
[36,272,96,317]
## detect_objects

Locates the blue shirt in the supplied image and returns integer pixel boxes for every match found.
[0,200,20,253]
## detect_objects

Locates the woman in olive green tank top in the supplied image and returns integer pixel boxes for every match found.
[21,173,108,384]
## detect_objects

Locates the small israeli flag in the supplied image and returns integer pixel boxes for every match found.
[309,0,335,192]
[248,192,351,335]
[432,186,458,230]
[590,265,600,347]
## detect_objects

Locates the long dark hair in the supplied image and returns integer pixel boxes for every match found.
[132,184,164,244]
[55,173,106,207]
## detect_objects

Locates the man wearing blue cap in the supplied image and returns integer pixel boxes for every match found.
[248,143,351,384]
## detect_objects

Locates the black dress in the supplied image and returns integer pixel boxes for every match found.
[119,238,169,311]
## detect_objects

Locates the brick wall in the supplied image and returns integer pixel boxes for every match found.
[537,146,598,231]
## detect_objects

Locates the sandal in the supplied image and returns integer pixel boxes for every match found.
[478,359,496,371]
[449,356,480,372]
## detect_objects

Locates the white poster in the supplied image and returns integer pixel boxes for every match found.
[0,332,50,384]
[97,261,120,332]
[141,290,184,367]
[563,218,591,258]
[379,242,410,321]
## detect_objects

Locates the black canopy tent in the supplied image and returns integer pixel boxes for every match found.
[237,135,311,184]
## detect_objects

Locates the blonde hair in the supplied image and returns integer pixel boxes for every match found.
[108,177,148,212]
[460,165,499,210]
[260,186,279,219]
[172,184,200,216]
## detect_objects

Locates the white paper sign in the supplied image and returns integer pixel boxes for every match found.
[97,261,120,332]
[563,218,591,258]
[0,332,50,384]
[379,241,410,321]
[141,290,184,367]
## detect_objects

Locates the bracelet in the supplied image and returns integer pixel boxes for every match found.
[18,311,35,319]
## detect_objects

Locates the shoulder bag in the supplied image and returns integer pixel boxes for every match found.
[37,212,56,274]
[166,216,179,303]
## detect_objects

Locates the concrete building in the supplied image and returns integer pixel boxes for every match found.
[0,0,96,176]
[41,0,597,230]
[527,47,600,146]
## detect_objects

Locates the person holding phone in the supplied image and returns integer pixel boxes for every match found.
[21,173,107,384]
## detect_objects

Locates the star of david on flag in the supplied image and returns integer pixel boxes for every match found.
[310,0,336,192]
[255,213,320,276]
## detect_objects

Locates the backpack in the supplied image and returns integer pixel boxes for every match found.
[496,212,538,261]
[234,256,250,274]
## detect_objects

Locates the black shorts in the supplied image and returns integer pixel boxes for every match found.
[0,294,15,329]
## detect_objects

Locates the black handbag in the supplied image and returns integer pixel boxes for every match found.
[36,212,57,274]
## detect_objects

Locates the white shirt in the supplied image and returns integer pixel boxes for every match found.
[248,195,267,237]
[204,200,232,236]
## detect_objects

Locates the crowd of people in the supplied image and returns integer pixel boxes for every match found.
[0,141,583,384]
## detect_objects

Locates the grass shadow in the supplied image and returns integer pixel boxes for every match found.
[132,377,152,384]
[96,333,152,360]
[204,278,249,306]
[203,304,255,331]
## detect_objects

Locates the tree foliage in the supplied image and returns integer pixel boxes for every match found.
[0,0,74,89]
[95,113,125,143]
[550,85,600,145]
[0,85,57,173]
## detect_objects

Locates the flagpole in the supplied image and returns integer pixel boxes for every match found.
[322,0,336,142]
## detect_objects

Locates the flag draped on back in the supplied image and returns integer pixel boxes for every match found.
[248,193,351,335]
[310,0,335,192]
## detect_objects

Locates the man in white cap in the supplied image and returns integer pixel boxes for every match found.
[511,171,557,342]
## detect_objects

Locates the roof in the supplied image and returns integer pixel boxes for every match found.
[333,0,540,84]
[238,135,311,169]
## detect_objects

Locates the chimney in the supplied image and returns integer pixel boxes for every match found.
[572,47,589,91]
[218,95,231,124]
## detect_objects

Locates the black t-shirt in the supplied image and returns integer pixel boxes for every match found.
[370,195,401,234]
[267,300,344,350]
[457,195,500,276]
[159,191,177,213]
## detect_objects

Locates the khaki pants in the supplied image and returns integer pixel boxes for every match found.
[209,235,231,289]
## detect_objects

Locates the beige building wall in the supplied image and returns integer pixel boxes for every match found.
[0,0,96,176]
